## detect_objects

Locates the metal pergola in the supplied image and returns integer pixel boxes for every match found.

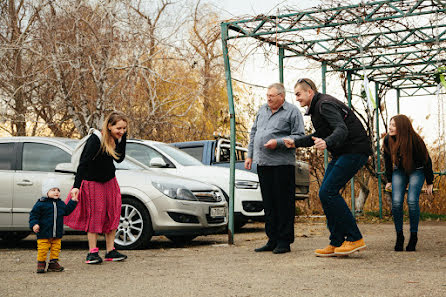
[220,0,446,243]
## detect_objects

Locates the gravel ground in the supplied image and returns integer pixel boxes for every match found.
[0,221,445,297]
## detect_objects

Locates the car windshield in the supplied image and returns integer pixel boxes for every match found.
[153,143,204,166]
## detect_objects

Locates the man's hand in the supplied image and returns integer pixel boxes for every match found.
[312,136,327,150]
[385,182,392,192]
[264,139,277,150]
[71,188,79,201]
[244,158,253,170]
[425,184,433,196]
[283,137,295,148]
[33,224,40,233]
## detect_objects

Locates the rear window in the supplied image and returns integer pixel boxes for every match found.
[178,146,204,162]
[22,143,71,172]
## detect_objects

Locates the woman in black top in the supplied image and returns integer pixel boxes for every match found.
[383,114,433,252]
[65,111,128,264]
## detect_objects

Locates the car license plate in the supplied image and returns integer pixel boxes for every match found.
[210,206,225,218]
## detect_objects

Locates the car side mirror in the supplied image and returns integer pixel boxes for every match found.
[55,163,76,174]
[149,157,168,168]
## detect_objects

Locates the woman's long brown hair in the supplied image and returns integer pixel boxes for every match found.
[101,111,128,160]
[386,114,428,174]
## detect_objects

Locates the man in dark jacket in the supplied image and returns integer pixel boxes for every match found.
[284,78,372,257]
[29,178,78,273]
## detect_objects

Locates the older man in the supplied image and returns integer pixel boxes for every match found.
[245,83,305,254]
[285,78,372,257]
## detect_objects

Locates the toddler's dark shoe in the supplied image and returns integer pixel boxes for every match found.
[37,261,46,273]
[85,252,103,264]
[47,259,64,272]
[104,249,127,261]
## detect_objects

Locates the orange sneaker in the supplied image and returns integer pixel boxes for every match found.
[315,245,337,257]
[334,239,366,256]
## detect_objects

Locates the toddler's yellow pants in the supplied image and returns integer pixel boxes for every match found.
[37,238,61,262]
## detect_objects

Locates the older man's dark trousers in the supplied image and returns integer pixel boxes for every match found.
[257,165,295,247]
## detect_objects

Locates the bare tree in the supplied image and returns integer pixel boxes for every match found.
[0,0,49,136]
[1,0,251,141]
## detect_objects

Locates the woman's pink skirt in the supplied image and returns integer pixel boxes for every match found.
[65,177,121,234]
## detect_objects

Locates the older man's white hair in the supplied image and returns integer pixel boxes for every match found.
[267,83,286,99]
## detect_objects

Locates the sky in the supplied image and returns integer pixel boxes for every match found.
[208,0,318,18]
[206,0,446,146]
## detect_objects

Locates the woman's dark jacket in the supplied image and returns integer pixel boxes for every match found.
[383,135,434,185]
[29,197,78,239]
[74,133,126,188]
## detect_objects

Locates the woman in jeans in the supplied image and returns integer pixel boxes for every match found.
[383,114,433,252]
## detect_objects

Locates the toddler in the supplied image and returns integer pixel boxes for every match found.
[29,178,78,273]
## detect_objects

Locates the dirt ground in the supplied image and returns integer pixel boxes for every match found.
[0,220,445,297]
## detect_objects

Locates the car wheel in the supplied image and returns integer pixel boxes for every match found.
[0,231,30,242]
[114,197,153,250]
[165,235,197,244]
[234,219,247,231]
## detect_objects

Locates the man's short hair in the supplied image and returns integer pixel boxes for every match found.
[267,83,286,97]
[294,78,318,92]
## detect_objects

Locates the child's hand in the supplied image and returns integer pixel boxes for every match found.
[33,224,40,233]
[71,188,79,201]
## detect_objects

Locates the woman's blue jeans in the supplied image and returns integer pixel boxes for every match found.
[319,153,369,247]
[391,168,424,233]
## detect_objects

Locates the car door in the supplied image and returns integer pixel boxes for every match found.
[12,141,72,227]
[0,142,17,227]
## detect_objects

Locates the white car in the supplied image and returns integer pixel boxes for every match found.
[0,137,227,249]
[126,139,264,229]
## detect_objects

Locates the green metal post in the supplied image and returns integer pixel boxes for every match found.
[279,47,284,83]
[220,23,235,244]
[322,62,328,169]
[376,82,383,219]
[396,88,400,114]
[347,71,356,215]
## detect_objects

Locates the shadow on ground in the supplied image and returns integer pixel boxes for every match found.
[0,222,265,251]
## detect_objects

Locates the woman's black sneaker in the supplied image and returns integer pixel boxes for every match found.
[104,249,127,262]
[85,252,103,264]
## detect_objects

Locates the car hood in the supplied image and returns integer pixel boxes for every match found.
[116,168,219,192]
[175,165,259,182]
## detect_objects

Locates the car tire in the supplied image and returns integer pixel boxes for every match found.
[234,219,247,231]
[114,197,153,250]
[216,187,246,230]
[165,235,197,244]
[0,231,30,242]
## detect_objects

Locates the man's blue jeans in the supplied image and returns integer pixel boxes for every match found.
[391,168,424,233]
[319,153,368,247]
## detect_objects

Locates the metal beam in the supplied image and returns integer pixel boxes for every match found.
[220,23,235,245]
[225,1,446,40]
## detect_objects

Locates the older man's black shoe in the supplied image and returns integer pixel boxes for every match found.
[254,243,276,252]
[272,246,290,254]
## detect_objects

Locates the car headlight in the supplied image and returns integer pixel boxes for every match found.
[152,182,198,201]
[235,180,259,189]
